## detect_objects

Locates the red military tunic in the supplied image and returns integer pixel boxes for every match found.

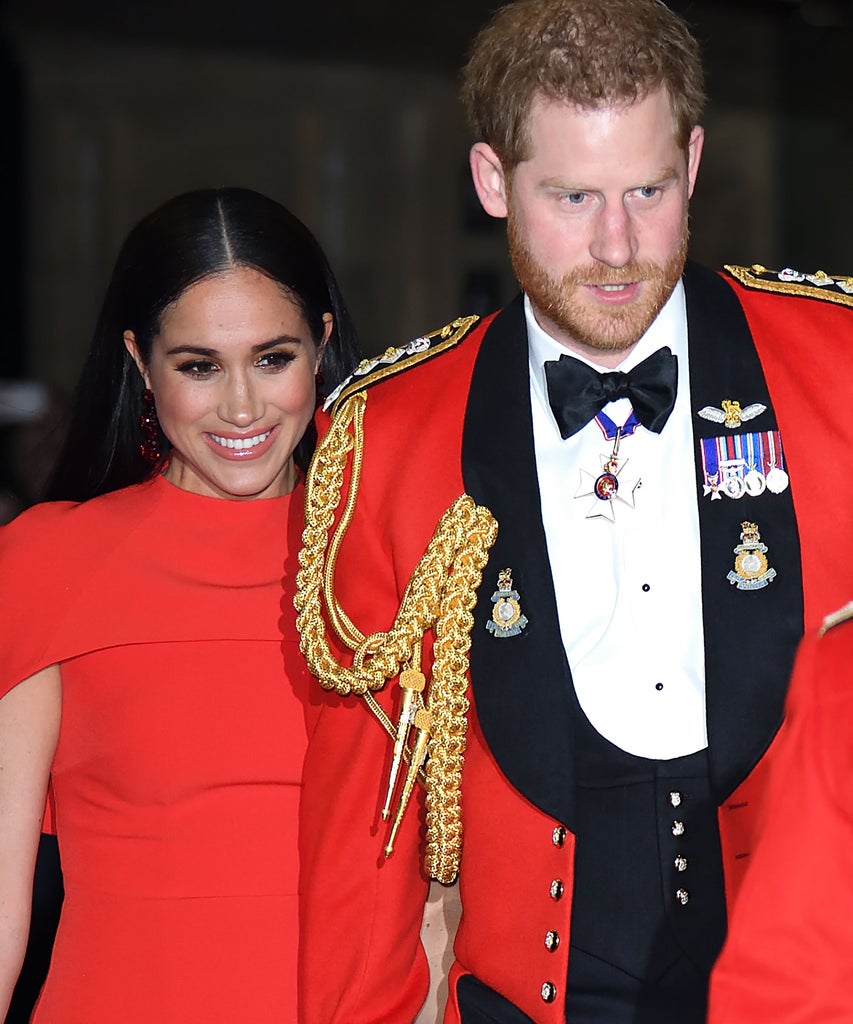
[297,262,853,1023]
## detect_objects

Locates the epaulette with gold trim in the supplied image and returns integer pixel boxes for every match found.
[819,601,853,636]
[324,314,480,415]
[725,264,853,308]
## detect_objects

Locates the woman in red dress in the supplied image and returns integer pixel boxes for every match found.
[0,187,359,1023]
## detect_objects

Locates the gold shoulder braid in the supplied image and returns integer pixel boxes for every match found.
[819,601,853,636]
[324,314,481,415]
[725,264,853,308]
[295,384,498,883]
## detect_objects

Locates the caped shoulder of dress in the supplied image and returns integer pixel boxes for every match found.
[323,314,481,415]
[724,263,853,308]
[819,600,853,636]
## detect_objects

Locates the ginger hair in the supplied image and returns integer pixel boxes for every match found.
[462,0,705,167]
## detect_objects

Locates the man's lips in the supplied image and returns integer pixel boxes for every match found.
[583,281,642,302]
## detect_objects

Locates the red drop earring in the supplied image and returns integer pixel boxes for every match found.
[139,388,162,465]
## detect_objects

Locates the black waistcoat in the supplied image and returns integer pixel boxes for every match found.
[567,698,726,983]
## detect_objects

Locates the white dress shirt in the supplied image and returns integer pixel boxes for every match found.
[527,284,707,759]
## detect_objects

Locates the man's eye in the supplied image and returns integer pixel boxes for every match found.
[562,191,586,205]
[637,186,659,199]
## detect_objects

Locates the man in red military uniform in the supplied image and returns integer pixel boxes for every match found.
[708,604,853,1022]
[295,1,853,1021]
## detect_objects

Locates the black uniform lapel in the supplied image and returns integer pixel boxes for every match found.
[684,262,804,800]
[462,296,575,828]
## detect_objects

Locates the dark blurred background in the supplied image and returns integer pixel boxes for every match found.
[0,0,851,395]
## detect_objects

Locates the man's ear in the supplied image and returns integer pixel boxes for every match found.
[123,330,151,388]
[686,124,704,199]
[469,142,510,219]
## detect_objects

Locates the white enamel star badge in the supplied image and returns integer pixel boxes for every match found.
[575,454,642,522]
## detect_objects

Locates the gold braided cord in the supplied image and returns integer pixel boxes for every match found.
[321,398,368,651]
[424,538,490,882]
[295,389,498,880]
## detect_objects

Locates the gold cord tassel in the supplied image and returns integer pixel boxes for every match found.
[382,666,426,821]
[385,707,432,857]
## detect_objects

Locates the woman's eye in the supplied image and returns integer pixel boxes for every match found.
[257,351,295,370]
[177,359,218,377]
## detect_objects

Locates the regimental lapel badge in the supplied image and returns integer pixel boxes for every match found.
[727,521,777,590]
[486,568,529,638]
[698,399,767,428]
[700,430,789,501]
[575,424,641,522]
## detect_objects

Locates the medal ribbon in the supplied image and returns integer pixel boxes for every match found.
[701,437,720,480]
[745,431,764,472]
[764,429,785,472]
[594,409,641,441]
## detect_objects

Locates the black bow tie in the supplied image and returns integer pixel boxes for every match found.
[544,347,678,439]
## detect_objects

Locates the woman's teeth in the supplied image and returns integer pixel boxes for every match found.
[210,430,272,450]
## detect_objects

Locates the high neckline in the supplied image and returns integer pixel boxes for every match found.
[144,470,301,517]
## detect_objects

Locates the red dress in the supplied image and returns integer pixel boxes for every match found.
[0,474,310,1023]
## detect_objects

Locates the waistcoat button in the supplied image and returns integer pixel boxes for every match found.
[549,879,564,900]
[541,981,557,1003]
[544,930,560,952]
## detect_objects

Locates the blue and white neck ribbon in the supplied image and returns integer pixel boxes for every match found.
[594,409,641,441]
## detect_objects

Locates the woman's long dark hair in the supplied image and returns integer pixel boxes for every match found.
[44,188,360,502]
